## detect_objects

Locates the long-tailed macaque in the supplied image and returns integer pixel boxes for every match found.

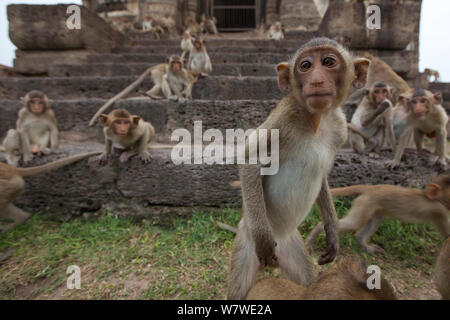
[200,14,218,34]
[435,237,450,300]
[2,90,58,166]
[386,88,448,169]
[349,82,396,154]
[246,257,397,300]
[424,68,440,83]
[162,55,195,102]
[306,175,450,255]
[0,152,100,231]
[228,37,370,300]
[97,109,155,164]
[268,22,284,40]
[142,17,164,40]
[187,37,212,77]
[180,30,193,61]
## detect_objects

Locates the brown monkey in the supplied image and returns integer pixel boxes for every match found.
[185,17,201,35]
[228,37,370,300]
[97,109,155,164]
[162,55,195,102]
[424,68,440,83]
[142,17,164,39]
[386,88,448,169]
[2,90,58,166]
[88,62,167,126]
[200,14,218,35]
[350,82,396,155]
[306,175,450,255]
[435,237,450,300]
[180,30,193,61]
[268,22,284,40]
[0,152,100,231]
[187,38,212,77]
[246,257,397,300]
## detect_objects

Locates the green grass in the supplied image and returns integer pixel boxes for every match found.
[0,200,443,299]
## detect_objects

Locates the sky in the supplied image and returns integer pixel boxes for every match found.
[0,0,449,81]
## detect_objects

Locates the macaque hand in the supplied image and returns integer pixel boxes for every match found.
[379,99,391,111]
[168,95,178,101]
[97,153,109,165]
[178,97,186,103]
[139,151,152,163]
[385,160,399,169]
[318,230,338,265]
[41,147,51,155]
[255,236,278,267]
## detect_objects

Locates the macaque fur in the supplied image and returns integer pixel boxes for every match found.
[188,38,212,76]
[246,257,397,300]
[97,109,155,164]
[435,237,450,300]
[306,175,450,255]
[228,37,370,300]
[0,152,100,231]
[2,90,58,166]
[268,22,284,40]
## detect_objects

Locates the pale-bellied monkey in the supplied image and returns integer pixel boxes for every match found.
[200,14,218,34]
[306,175,450,255]
[246,257,397,300]
[187,37,212,77]
[97,109,155,164]
[424,68,440,83]
[142,17,164,40]
[0,151,100,232]
[88,62,167,126]
[435,237,450,300]
[268,22,284,40]
[349,82,396,155]
[386,88,448,169]
[162,55,195,102]
[2,90,58,166]
[228,37,370,300]
[180,30,193,61]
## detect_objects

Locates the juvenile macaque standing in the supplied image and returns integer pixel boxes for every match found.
[180,30,193,61]
[349,82,396,155]
[306,175,450,255]
[386,88,448,169]
[200,14,218,34]
[187,38,212,77]
[424,68,440,83]
[268,22,284,40]
[246,257,397,300]
[2,90,58,166]
[228,37,370,299]
[97,109,155,164]
[0,152,100,231]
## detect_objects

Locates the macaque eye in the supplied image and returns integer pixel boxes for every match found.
[299,61,312,72]
[322,57,336,67]
[420,98,427,104]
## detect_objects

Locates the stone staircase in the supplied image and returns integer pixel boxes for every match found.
[0,36,445,219]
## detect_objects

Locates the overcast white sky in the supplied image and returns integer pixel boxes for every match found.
[0,0,449,81]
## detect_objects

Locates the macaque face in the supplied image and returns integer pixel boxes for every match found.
[183,31,190,39]
[113,119,131,136]
[410,96,429,119]
[274,23,281,31]
[29,98,45,114]
[373,87,389,105]
[171,61,182,73]
[295,48,344,112]
[194,40,202,50]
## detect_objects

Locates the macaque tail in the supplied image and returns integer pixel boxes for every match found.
[88,66,155,126]
[17,152,101,178]
[331,185,372,197]
[217,222,237,233]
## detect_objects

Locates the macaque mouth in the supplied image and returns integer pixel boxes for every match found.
[305,93,333,98]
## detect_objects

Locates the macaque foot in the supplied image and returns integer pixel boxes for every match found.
[178,97,186,103]
[168,95,178,101]
[366,244,385,255]
[139,151,152,163]
[22,153,33,163]
[435,158,448,171]
[385,160,399,169]
[119,151,136,163]
[369,152,380,159]
[40,148,51,156]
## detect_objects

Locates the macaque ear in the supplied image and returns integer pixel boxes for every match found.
[425,183,442,201]
[132,116,141,127]
[352,58,370,89]
[433,92,442,104]
[276,62,290,93]
[99,114,109,127]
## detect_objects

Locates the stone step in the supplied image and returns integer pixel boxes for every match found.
[0,141,438,219]
[49,63,276,77]
[0,98,278,143]
[87,52,288,65]
[115,45,294,54]
[0,76,282,100]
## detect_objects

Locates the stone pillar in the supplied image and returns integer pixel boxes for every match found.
[265,0,279,25]
[280,0,322,31]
